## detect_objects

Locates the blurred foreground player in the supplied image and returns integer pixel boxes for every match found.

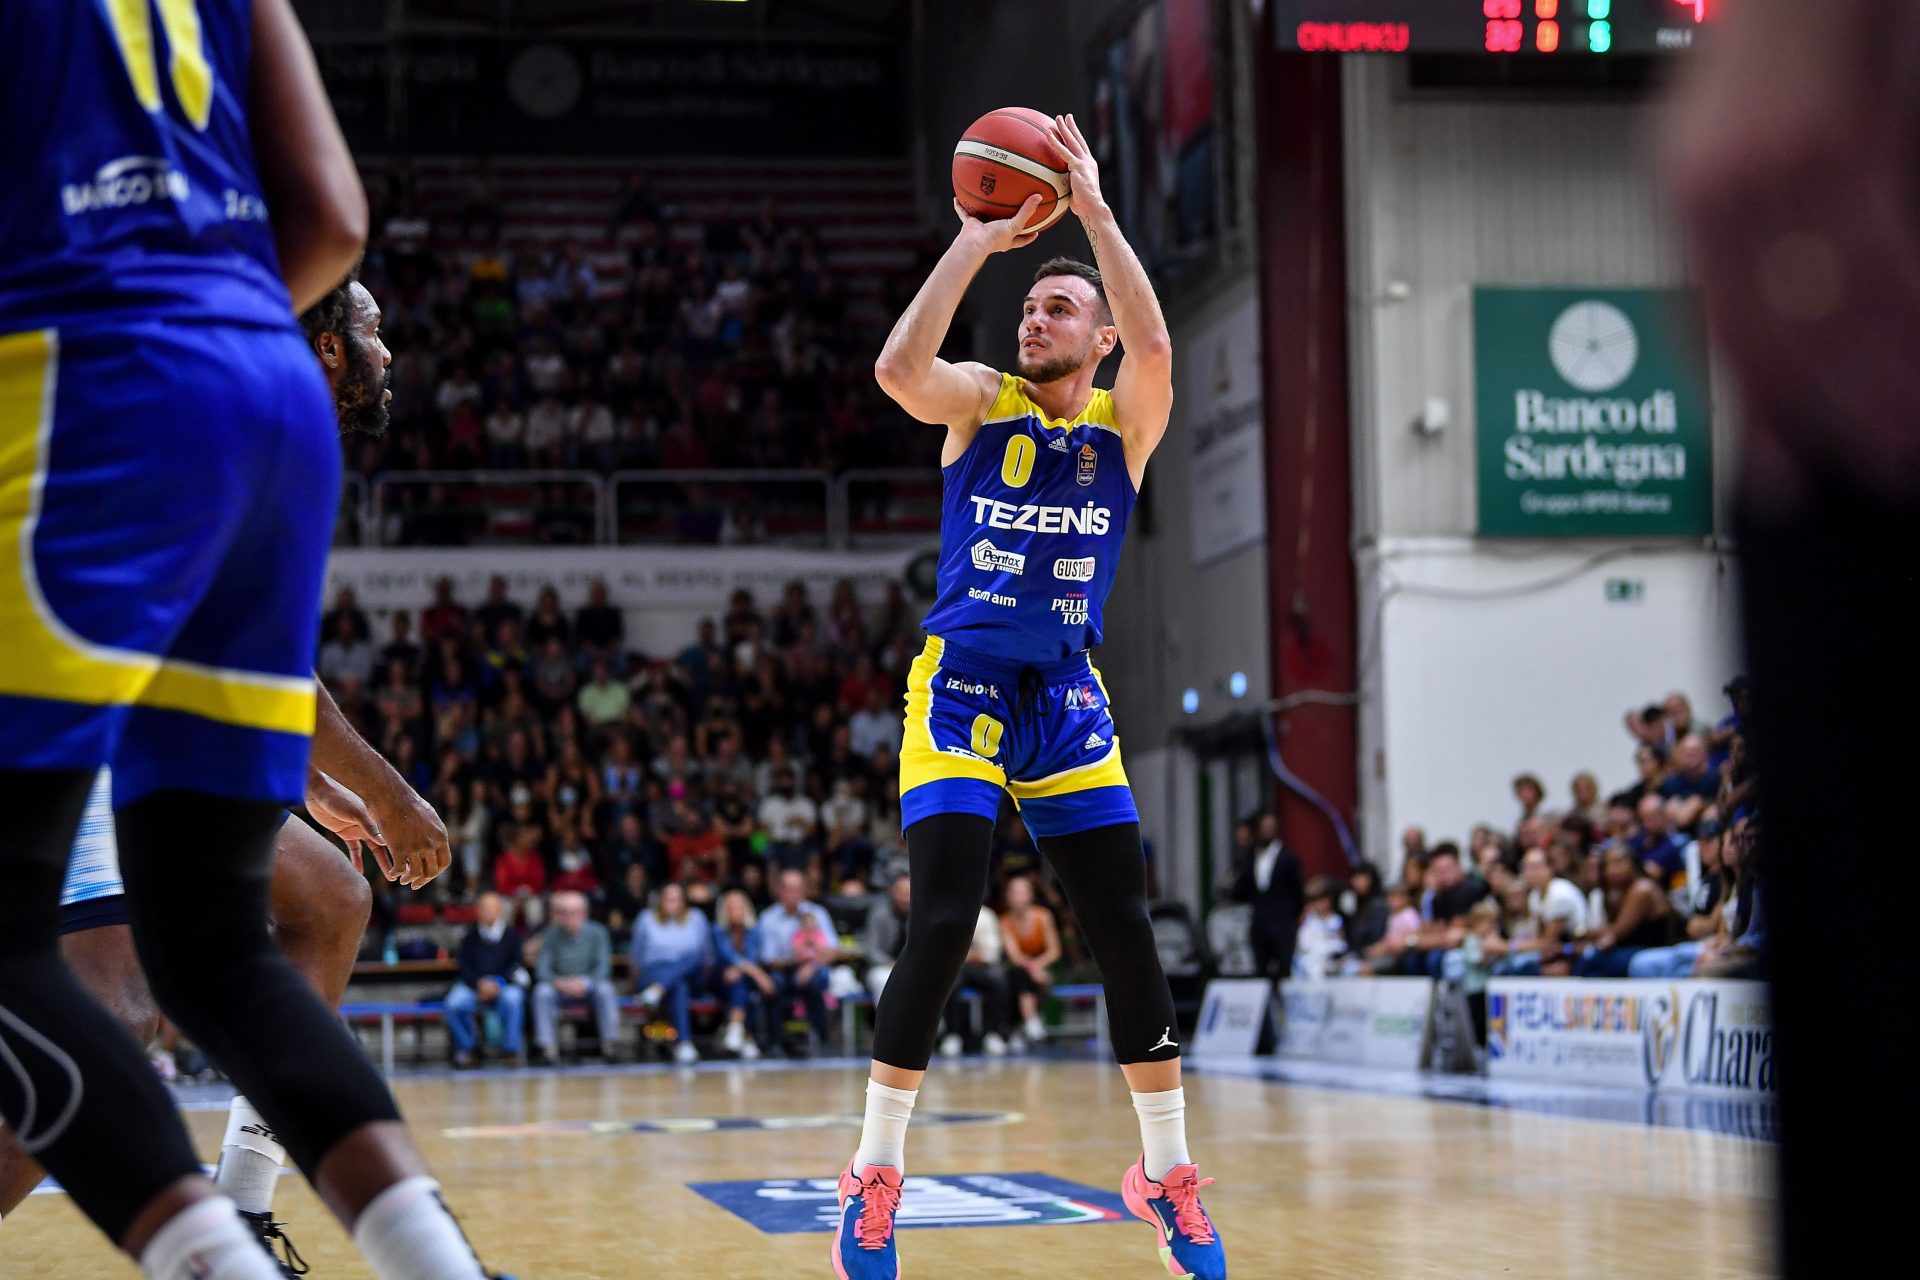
[0,275,456,1275]
[841,114,1224,1280]
[0,2,502,1277]
[1663,2,1920,1274]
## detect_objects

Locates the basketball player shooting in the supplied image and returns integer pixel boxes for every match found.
[0,272,457,1276]
[835,112,1226,1280]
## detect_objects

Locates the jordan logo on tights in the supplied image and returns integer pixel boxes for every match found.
[1150,1027,1178,1052]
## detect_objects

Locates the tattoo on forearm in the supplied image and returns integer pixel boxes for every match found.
[1086,223,1099,257]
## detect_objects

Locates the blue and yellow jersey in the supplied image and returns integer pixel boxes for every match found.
[919,373,1138,664]
[0,0,295,335]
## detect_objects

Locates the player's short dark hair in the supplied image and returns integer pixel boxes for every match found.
[1032,257,1111,323]
[299,265,360,345]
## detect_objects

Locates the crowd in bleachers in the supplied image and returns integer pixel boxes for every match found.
[325,576,1092,1063]
[348,165,941,491]
[1229,683,1765,1014]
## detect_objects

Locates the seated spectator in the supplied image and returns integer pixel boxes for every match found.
[577,656,631,728]
[1342,862,1389,959]
[1631,794,1689,893]
[1512,847,1588,975]
[604,862,651,944]
[476,575,523,643]
[942,903,1012,1058]
[1450,900,1506,1043]
[531,890,621,1065]
[321,585,371,645]
[821,776,872,883]
[1576,844,1677,977]
[551,819,601,902]
[1660,733,1720,831]
[1567,770,1609,830]
[847,685,901,759]
[525,585,571,648]
[1294,876,1347,978]
[319,613,376,689]
[754,868,837,1050]
[999,874,1061,1044]
[758,766,818,874]
[664,791,726,885]
[1511,772,1546,843]
[420,576,467,642]
[445,892,527,1068]
[1405,844,1489,970]
[492,823,548,928]
[631,882,713,1064]
[1634,812,1763,978]
[1696,814,1765,978]
[711,889,770,1059]
[1361,882,1424,973]
[576,579,625,658]
[862,875,912,999]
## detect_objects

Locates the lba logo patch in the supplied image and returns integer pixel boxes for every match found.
[1076,442,1098,486]
[688,1172,1125,1234]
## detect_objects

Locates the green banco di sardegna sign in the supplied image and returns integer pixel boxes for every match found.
[1474,287,1713,537]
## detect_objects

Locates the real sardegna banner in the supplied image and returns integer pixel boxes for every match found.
[1486,978,1773,1096]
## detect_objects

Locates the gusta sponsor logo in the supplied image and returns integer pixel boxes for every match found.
[1053,557,1095,582]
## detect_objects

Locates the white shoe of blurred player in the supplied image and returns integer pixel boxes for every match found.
[983,1032,1008,1057]
[639,984,664,1010]
[940,1033,963,1058]
[722,1020,745,1055]
[673,1041,700,1065]
[739,1038,762,1060]
[1023,1015,1046,1042]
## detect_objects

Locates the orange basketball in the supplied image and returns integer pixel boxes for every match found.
[952,107,1071,233]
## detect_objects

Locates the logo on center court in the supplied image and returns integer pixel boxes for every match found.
[687,1171,1126,1235]
[970,539,1026,576]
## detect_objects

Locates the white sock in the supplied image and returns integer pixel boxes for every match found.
[853,1079,917,1175]
[139,1196,283,1280]
[215,1095,286,1216]
[1132,1087,1192,1181]
[350,1176,487,1280]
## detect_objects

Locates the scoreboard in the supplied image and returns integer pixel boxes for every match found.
[1276,0,1713,55]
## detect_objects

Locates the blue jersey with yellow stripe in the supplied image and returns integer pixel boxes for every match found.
[919,373,1137,664]
[0,0,295,336]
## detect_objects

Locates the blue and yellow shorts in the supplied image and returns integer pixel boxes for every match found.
[0,321,338,807]
[899,636,1139,839]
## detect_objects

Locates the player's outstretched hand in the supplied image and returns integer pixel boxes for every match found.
[306,767,393,880]
[954,193,1045,254]
[1048,113,1105,219]
[366,778,453,890]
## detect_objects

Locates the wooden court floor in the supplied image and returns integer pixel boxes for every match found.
[0,1058,1774,1278]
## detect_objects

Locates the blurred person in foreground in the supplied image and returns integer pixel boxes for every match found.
[1663,4,1920,1270]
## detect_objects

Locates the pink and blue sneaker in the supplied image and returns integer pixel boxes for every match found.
[832,1158,903,1280]
[1122,1156,1226,1278]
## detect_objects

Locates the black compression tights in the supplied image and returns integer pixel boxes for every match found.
[117,789,401,1176]
[0,769,202,1246]
[870,815,1179,1071]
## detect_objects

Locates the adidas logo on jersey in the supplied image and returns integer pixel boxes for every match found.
[1084,733,1107,751]
[1048,436,1070,452]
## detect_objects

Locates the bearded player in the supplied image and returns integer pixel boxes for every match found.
[0,274,462,1275]
[835,113,1225,1280]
